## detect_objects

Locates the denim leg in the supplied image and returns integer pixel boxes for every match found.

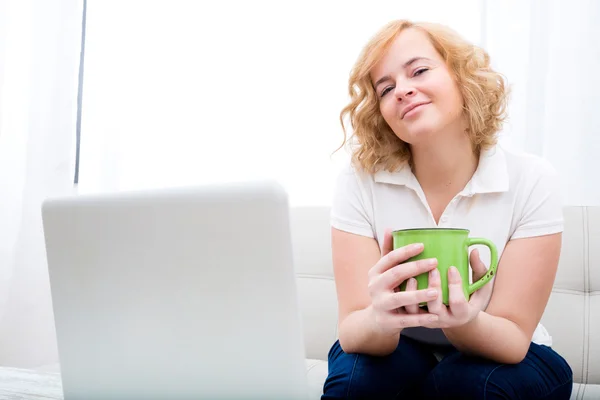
[322,335,439,399]
[422,343,573,400]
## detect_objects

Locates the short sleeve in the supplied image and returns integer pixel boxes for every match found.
[330,163,375,238]
[511,159,564,240]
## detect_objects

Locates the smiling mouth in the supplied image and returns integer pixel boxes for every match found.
[402,102,430,119]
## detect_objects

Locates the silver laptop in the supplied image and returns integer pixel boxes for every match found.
[42,181,309,400]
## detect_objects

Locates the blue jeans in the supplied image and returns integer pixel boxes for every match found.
[322,335,573,399]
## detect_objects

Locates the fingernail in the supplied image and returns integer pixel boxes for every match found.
[430,268,438,279]
[450,267,459,279]
[428,315,438,322]
[412,243,424,251]
[409,278,417,286]
[427,289,437,297]
[428,258,438,266]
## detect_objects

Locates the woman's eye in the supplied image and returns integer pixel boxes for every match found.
[380,86,393,97]
[414,68,428,77]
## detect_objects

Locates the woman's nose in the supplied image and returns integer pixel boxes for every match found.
[395,86,417,102]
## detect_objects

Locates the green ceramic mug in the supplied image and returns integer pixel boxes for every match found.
[392,228,498,306]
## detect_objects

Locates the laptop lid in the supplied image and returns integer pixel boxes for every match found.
[42,181,309,400]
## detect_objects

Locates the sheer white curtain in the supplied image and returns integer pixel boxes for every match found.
[486,0,600,206]
[0,0,81,368]
[78,0,482,205]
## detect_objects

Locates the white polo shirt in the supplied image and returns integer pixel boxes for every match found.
[331,145,563,346]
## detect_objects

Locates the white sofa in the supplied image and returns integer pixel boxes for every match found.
[289,206,600,400]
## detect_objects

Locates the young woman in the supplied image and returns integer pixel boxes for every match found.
[323,20,573,399]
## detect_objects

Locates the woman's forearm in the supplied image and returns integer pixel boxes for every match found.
[443,312,530,364]
[338,305,401,356]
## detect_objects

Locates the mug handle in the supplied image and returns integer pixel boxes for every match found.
[465,238,498,295]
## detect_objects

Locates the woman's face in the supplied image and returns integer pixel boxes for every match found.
[370,28,465,146]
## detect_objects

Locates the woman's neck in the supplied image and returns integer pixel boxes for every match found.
[410,134,478,196]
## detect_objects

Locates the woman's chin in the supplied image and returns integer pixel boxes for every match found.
[397,126,437,145]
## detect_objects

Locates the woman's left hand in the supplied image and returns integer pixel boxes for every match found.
[405,249,493,329]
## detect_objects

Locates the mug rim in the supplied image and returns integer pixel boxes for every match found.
[392,228,469,234]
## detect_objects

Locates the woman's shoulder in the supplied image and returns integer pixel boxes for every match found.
[500,145,559,183]
[497,145,562,208]
[335,159,377,188]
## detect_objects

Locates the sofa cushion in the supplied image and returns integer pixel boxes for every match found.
[571,383,600,399]
[305,359,327,400]
[540,207,600,385]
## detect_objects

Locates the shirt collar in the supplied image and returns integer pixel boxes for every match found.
[468,145,509,195]
[373,146,509,195]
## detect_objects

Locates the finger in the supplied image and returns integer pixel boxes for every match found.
[468,282,491,309]
[386,311,439,329]
[469,249,488,281]
[447,266,469,319]
[426,267,446,315]
[377,286,438,312]
[469,266,495,305]
[405,278,420,314]
[381,228,394,257]
[372,242,425,275]
[376,257,437,290]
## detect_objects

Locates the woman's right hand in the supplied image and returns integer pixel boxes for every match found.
[367,229,441,335]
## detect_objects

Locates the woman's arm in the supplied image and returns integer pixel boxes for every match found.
[332,228,401,355]
[442,232,562,364]
[333,227,439,356]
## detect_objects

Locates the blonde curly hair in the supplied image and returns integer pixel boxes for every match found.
[338,20,509,174]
